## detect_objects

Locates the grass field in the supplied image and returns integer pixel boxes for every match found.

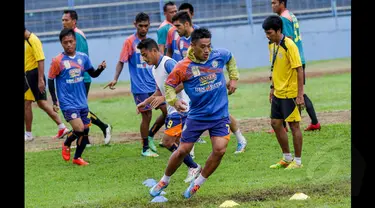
[25,124,351,207]
[25,58,351,207]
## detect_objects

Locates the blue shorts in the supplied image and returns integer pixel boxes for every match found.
[181,117,231,143]
[133,92,166,112]
[62,108,91,128]
[164,113,187,137]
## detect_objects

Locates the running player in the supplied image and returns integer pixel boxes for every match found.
[136,38,202,183]
[150,28,239,198]
[48,28,106,165]
[105,12,167,157]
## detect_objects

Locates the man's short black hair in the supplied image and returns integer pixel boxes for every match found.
[279,0,287,8]
[63,10,78,21]
[262,15,283,32]
[178,2,194,14]
[59,28,75,42]
[137,38,159,51]
[163,1,176,12]
[135,12,150,23]
[172,11,192,25]
[191,27,211,43]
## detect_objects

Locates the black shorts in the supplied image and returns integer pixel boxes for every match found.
[24,68,47,101]
[271,95,301,122]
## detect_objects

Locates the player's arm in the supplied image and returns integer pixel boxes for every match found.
[157,27,167,54]
[32,37,46,93]
[175,83,184,93]
[288,42,304,107]
[159,45,165,55]
[87,60,106,78]
[166,48,172,57]
[225,52,239,95]
[47,58,60,110]
[165,65,187,111]
[165,28,174,57]
[136,88,164,113]
[144,89,163,105]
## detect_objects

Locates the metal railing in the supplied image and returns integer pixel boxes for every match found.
[24,0,351,42]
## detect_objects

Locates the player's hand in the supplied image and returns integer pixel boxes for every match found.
[227,80,237,95]
[150,96,165,109]
[53,103,60,112]
[269,89,274,104]
[98,61,106,70]
[174,100,188,112]
[136,101,148,114]
[296,95,305,111]
[38,79,45,94]
[104,80,117,90]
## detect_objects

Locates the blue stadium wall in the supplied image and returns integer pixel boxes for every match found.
[42,15,350,83]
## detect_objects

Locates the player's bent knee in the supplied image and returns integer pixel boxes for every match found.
[213,147,226,157]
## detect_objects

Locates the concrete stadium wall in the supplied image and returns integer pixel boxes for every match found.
[42,16,351,83]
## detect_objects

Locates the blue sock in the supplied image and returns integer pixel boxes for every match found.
[167,143,198,168]
[142,137,149,152]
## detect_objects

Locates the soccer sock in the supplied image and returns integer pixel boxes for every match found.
[89,111,108,131]
[234,129,246,144]
[303,94,319,125]
[74,129,89,159]
[294,157,302,165]
[161,174,171,184]
[194,174,207,186]
[183,154,198,169]
[64,131,83,147]
[25,131,32,137]
[283,153,293,162]
[148,122,163,138]
[142,137,149,152]
[167,143,198,168]
[58,123,66,129]
[167,143,178,152]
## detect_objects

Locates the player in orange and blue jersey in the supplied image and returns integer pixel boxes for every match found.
[105,12,167,157]
[166,2,200,62]
[171,11,248,154]
[62,10,112,144]
[271,0,320,132]
[48,28,106,166]
[150,28,240,199]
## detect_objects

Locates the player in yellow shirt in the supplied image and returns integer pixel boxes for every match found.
[262,16,304,169]
[24,28,69,141]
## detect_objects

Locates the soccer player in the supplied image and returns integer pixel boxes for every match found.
[62,10,112,144]
[268,0,321,132]
[157,1,177,55]
[262,15,305,169]
[136,38,202,183]
[48,28,106,165]
[166,2,198,62]
[24,27,69,141]
[105,12,167,157]
[172,11,248,154]
[150,28,239,198]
